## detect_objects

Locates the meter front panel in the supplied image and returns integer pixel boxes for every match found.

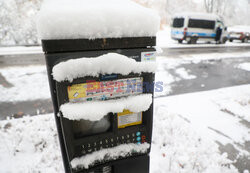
[56,73,153,172]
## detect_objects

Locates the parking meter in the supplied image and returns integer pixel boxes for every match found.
[42,37,156,173]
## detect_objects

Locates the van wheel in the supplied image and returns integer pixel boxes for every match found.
[229,39,233,42]
[242,38,248,43]
[178,40,183,44]
[190,37,197,44]
[222,37,227,44]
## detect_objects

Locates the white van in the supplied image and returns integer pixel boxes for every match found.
[171,13,228,44]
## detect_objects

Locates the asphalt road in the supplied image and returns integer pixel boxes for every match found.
[160,45,250,56]
[0,45,250,67]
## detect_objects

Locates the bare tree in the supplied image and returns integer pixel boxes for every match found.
[204,0,214,13]
[214,0,228,16]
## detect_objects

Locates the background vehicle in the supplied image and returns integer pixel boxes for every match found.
[171,13,228,44]
[228,25,250,43]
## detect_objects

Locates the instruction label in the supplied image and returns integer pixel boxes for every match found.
[117,109,142,128]
[141,51,156,62]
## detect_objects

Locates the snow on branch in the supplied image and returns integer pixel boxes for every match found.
[71,142,150,169]
[60,94,152,121]
[36,0,160,40]
[52,53,156,82]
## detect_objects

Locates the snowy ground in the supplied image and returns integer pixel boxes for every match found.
[0,65,50,102]
[1,84,250,172]
[0,46,42,56]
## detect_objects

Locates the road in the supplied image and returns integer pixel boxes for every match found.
[160,45,250,56]
[156,56,250,98]
[0,46,250,172]
[0,45,250,67]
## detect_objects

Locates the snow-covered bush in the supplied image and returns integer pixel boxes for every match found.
[0,0,42,45]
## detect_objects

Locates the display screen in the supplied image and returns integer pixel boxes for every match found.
[67,77,143,102]
[73,115,111,138]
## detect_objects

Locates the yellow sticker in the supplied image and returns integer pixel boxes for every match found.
[68,83,87,100]
[117,109,142,128]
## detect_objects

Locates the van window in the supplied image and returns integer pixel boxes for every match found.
[188,19,215,29]
[173,18,184,28]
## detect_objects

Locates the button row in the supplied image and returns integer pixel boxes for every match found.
[81,132,146,155]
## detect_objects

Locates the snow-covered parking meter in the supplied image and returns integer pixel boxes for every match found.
[38,1,160,173]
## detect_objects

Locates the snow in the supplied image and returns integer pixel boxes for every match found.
[236,63,250,72]
[1,84,246,172]
[36,0,160,40]
[155,84,250,147]
[60,94,152,121]
[0,65,50,102]
[52,53,157,82]
[151,106,238,173]
[0,114,64,173]
[228,25,250,33]
[0,46,42,55]
[71,143,150,169]
[155,56,199,97]
[175,67,197,80]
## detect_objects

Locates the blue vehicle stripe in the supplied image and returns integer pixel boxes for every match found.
[171,30,216,37]
[186,32,216,37]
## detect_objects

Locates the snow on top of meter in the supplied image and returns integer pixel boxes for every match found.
[60,94,152,121]
[52,53,156,82]
[71,142,150,169]
[36,0,160,40]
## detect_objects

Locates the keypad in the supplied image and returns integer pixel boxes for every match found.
[79,130,147,156]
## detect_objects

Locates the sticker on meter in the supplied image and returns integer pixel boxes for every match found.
[117,110,142,128]
[141,51,156,62]
[67,77,143,102]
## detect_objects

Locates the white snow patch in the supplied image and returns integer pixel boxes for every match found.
[228,25,250,33]
[236,62,250,71]
[0,114,64,173]
[52,53,156,82]
[0,46,42,56]
[60,94,152,121]
[37,0,160,40]
[0,65,50,102]
[71,143,150,169]
[175,67,197,79]
[155,84,250,147]
[151,106,238,173]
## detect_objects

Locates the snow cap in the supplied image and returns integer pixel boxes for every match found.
[60,94,153,121]
[37,0,160,40]
[71,142,150,169]
[52,53,157,82]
